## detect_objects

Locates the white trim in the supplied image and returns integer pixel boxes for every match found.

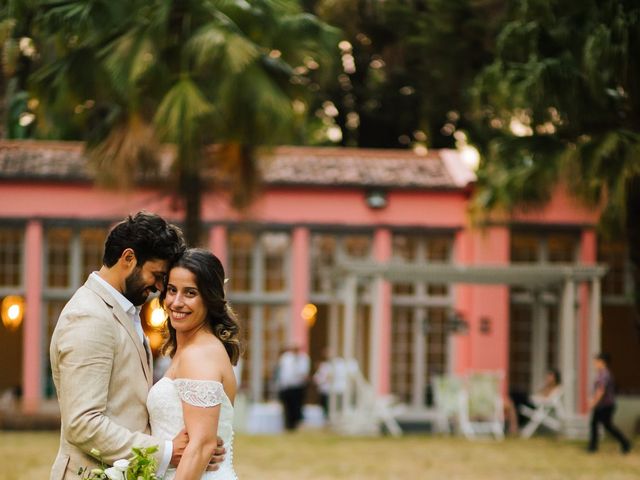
[333,261,607,286]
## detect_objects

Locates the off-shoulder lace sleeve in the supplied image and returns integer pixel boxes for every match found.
[173,379,224,407]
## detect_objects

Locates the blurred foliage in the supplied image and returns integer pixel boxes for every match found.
[471,0,640,332]
[471,0,640,227]
[309,0,505,149]
[0,0,339,244]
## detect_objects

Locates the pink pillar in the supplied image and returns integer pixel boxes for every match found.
[22,220,43,413]
[453,228,473,374]
[469,227,510,393]
[291,227,310,350]
[209,225,228,269]
[373,228,392,394]
[579,229,596,413]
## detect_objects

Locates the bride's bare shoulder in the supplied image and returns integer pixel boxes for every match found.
[176,338,228,379]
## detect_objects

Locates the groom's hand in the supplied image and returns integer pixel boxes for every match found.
[205,436,226,471]
[170,428,189,466]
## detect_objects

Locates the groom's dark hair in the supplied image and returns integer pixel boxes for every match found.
[103,212,185,267]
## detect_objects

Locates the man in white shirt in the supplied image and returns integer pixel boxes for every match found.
[276,344,310,430]
[49,212,224,479]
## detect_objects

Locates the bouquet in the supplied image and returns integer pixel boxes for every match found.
[78,446,160,480]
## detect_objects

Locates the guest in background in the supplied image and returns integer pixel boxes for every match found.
[313,348,332,418]
[313,347,347,420]
[588,353,631,454]
[506,368,561,434]
[276,344,310,431]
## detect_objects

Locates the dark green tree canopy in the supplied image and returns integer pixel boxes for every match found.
[310,0,504,149]
[471,0,640,335]
[471,0,640,223]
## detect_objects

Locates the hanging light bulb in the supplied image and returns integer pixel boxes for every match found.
[301,303,318,328]
[1,295,25,331]
[146,297,167,328]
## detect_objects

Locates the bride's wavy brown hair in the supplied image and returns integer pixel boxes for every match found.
[160,248,242,365]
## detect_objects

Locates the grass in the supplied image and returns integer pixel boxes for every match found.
[0,430,638,480]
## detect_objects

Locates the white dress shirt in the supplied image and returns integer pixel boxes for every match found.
[90,272,172,474]
[277,351,310,390]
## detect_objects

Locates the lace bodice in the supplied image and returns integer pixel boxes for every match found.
[147,377,237,480]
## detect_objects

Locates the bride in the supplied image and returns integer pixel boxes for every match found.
[147,248,241,479]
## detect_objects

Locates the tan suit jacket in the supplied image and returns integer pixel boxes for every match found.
[49,275,166,479]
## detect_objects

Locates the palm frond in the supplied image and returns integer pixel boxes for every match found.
[216,63,293,145]
[153,77,215,144]
[101,28,157,98]
[89,112,160,188]
[187,21,260,74]
[273,13,340,67]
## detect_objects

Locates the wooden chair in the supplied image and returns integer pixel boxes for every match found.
[519,386,565,438]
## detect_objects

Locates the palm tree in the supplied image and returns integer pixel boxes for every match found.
[2,0,339,244]
[470,0,640,335]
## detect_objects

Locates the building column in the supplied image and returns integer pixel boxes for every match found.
[327,301,340,422]
[412,308,427,408]
[579,229,596,412]
[588,278,601,402]
[23,220,43,413]
[291,227,310,350]
[250,306,264,402]
[370,228,392,395]
[560,278,577,416]
[468,226,510,394]
[209,225,228,268]
[530,291,548,393]
[453,229,472,374]
[342,274,358,414]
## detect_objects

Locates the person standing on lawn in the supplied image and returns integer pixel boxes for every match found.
[587,353,631,454]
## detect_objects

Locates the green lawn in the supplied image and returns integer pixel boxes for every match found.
[1,431,637,480]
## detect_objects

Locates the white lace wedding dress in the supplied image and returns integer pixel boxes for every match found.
[147,377,238,479]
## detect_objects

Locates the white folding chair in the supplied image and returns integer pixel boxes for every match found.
[432,375,465,434]
[519,386,565,438]
[459,371,505,440]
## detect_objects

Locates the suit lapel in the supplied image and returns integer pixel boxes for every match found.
[84,275,153,386]
[143,336,153,380]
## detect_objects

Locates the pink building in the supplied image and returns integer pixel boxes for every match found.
[0,140,637,423]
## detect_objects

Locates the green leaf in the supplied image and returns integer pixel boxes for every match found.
[153,77,215,144]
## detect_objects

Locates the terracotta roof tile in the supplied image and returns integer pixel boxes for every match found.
[0,141,474,189]
[0,141,87,180]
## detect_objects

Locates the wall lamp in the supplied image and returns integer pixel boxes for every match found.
[1,295,25,331]
[365,189,388,209]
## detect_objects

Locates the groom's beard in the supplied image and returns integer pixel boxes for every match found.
[124,267,156,306]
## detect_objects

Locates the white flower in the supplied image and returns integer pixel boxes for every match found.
[104,466,125,480]
[113,459,130,472]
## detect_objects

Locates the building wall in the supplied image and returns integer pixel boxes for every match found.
[0,175,617,413]
[0,183,469,228]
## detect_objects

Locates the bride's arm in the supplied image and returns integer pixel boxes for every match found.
[174,345,226,480]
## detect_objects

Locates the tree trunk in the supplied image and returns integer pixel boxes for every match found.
[179,148,203,247]
[625,174,640,342]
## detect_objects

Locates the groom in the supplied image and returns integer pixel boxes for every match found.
[49,212,223,479]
